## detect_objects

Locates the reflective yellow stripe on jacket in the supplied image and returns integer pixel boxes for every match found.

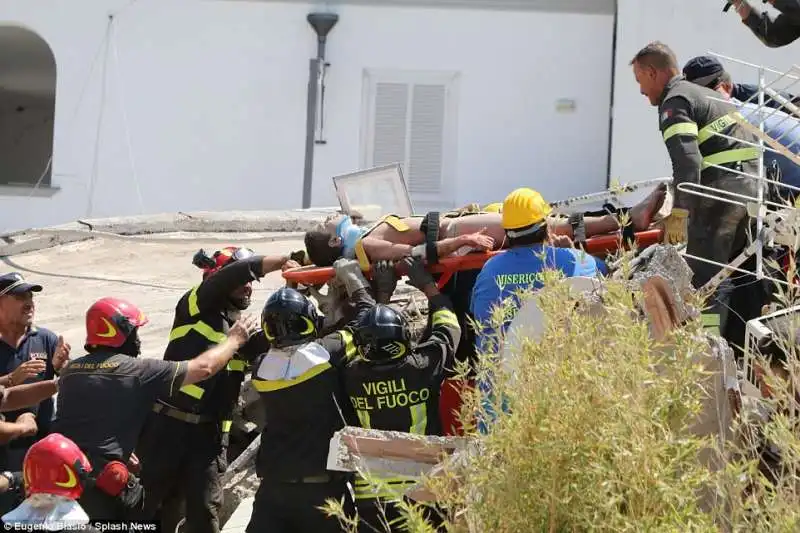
[170,286,228,400]
[251,363,332,392]
[662,118,759,170]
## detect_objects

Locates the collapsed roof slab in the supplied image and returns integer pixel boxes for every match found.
[3,232,306,359]
[0,209,330,360]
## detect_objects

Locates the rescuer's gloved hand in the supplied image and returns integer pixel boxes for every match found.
[372,260,397,304]
[663,208,690,245]
[334,258,370,295]
[401,256,435,291]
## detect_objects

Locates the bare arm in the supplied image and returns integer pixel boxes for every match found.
[361,235,471,262]
[2,380,58,412]
[181,315,258,387]
[0,414,37,444]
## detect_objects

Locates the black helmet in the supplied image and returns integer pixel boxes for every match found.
[354,304,411,361]
[261,288,323,348]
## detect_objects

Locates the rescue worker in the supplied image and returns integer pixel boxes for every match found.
[727,0,800,48]
[52,296,258,521]
[1,433,92,529]
[344,255,461,531]
[0,272,70,514]
[469,188,605,433]
[137,247,298,533]
[630,41,764,358]
[683,55,800,202]
[471,188,606,355]
[246,258,374,533]
[682,54,798,109]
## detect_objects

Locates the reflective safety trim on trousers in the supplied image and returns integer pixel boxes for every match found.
[431,309,459,328]
[409,403,427,435]
[663,121,699,142]
[180,383,205,399]
[353,476,418,499]
[169,321,227,344]
[339,330,357,359]
[227,359,247,372]
[697,112,743,145]
[251,362,332,392]
[702,313,721,336]
[701,147,760,169]
[356,409,371,429]
[222,420,232,433]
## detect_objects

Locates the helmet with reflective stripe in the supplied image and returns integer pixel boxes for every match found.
[85,297,148,349]
[354,304,410,361]
[193,247,255,279]
[22,433,92,500]
[261,288,323,348]
[501,188,552,232]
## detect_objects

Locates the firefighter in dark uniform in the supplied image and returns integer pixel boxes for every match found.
[630,41,766,358]
[52,296,257,520]
[137,247,297,533]
[344,256,460,532]
[727,0,800,48]
[245,258,374,533]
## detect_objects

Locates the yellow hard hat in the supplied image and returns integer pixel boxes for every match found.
[482,202,503,213]
[501,188,551,230]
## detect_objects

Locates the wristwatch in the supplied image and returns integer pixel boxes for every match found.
[1,471,17,491]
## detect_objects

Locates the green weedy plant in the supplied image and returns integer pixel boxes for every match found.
[324,251,800,532]
[428,270,720,533]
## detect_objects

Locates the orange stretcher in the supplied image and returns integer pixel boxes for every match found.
[282,228,664,288]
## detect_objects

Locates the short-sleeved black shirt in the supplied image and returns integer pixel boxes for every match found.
[52,352,188,464]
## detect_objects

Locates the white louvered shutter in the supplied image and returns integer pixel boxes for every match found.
[372,83,409,169]
[408,84,446,195]
[370,79,449,199]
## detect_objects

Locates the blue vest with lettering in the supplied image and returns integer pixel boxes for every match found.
[469,245,605,434]
[470,245,605,353]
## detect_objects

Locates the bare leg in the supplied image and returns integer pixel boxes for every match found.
[550,183,668,238]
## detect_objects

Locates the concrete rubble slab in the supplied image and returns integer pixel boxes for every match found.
[0,209,326,358]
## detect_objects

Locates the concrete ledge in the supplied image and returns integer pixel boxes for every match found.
[0,208,341,257]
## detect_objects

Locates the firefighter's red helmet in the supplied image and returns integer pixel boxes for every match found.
[22,433,92,500]
[85,297,148,348]
[193,246,255,279]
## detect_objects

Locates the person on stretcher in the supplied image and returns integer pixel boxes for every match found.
[303,184,668,268]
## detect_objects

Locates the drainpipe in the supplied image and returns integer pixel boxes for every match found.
[302,12,339,209]
[605,1,618,188]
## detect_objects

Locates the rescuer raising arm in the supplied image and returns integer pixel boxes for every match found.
[51,297,259,521]
[245,258,375,533]
[344,255,461,532]
[727,0,800,48]
[137,247,298,533]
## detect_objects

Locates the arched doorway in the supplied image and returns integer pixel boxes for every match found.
[0,25,56,191]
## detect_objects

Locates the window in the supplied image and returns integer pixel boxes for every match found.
[361,69,460,210]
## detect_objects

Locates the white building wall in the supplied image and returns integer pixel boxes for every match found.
[612,0,800,185]
[0,0,613,232]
